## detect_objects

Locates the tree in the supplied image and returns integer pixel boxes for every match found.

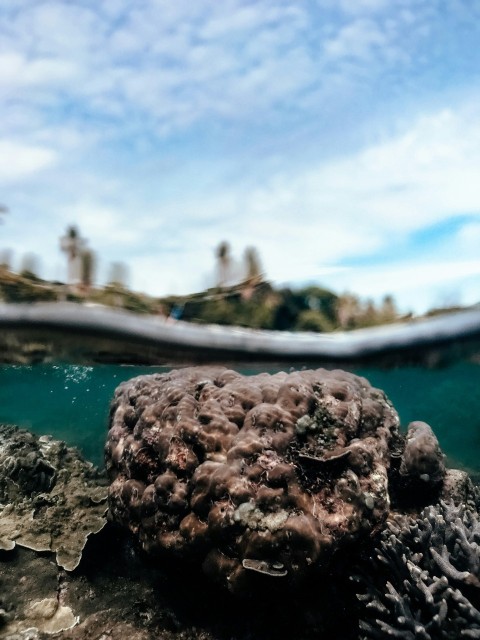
[243,246,263,282]
[0,248,12,270]
[108,261,129,288]
[380,294,397,323]
[60,225,86,285]
[295,309,334,332]
[360,298,377,327]
[336,294,361,329]
[301,286,339,325]
[19,252,40,280]
[80,249,96,290]
[215,241,232,287]
[272,288,302,331]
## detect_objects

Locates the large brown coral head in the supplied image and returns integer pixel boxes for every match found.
[106,366,400,593]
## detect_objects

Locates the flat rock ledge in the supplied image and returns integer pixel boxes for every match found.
[0,425,108,570]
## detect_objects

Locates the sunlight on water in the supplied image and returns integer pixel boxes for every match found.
[0,362,479,472]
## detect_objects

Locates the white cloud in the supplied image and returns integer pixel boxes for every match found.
[323,19,388,61]
[0,51,79,90]
[0,0,445,145]
[455,221,480,254]
[319,259,480,313]
[0,53,25,87]
[144,100,480,302]
[285,105,480,235]
[201,4,274,39]
[60,203,153,248]
[10,2,102,57]
[0,140,57,182]
[0,1,314,138]
[23,57,79,86]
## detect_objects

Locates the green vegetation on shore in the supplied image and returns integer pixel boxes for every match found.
[0,266,405,332]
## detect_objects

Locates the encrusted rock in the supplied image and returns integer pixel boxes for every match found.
[400,420,446,488]
[0,425,108,570]
[2,598,79,636]
[441,468,474,506]
[106,366,401,592]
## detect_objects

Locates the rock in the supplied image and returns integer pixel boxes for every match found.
[59,613,152,640]
[0,425,108,571]
[399,420,446,488]
[441,468,474,505]
[3,630,40,640]
[19,598,77,634]
[106,366,401,593]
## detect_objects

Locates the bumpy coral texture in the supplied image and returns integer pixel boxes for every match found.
[355,500,480,640]
[106,366,400,592]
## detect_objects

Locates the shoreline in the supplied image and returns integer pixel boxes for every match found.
[1,302,480,368]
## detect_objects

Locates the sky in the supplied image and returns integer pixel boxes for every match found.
[1,0,480,314]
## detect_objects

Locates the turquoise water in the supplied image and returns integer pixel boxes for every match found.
[0,363,479,472]
[356,364,480,473]
[0,364,170,465]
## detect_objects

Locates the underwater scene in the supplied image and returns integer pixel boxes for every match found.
[1,362,479,473]
[1,358,480,640]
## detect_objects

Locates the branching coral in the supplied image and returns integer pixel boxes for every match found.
[106,366,401,593]
[354,501,480,639]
